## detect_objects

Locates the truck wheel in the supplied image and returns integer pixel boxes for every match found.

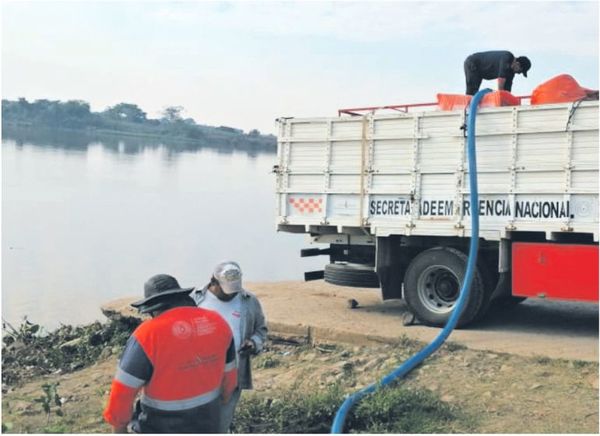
[403,247,489,327]
[472,259,496,322]
[324,263,380,288]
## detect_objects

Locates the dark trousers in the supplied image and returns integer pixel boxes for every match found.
[129,398,222,433]
[219,387,242,432]
[464,57,482,96]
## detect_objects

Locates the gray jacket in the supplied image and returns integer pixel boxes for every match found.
[191,287,267,389]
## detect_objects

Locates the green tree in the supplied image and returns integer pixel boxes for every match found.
[62,100,91,118]
[161,106,184,123]
[103,103,147,123]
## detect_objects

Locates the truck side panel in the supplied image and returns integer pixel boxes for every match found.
[276,102,599,241]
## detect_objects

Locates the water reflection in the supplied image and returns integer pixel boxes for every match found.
[2,129,321,330]
[3,125,276,158]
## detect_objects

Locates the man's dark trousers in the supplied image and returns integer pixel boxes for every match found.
[464,56,482,96]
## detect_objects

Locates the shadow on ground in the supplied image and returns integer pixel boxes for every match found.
[353,295,598,339]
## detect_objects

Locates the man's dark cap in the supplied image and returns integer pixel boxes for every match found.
[517,56,531,77]
[131,274,193,313]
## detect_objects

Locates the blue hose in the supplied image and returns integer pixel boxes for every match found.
[331,88,492,433]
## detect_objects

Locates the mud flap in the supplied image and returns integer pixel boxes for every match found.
[376,237,405,300]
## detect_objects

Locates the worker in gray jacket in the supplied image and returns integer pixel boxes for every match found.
[192,261,268,432]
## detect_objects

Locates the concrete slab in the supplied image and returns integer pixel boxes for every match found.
[102,280,599,362]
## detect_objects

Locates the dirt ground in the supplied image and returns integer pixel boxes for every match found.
[2,337,598,433]
[2,280,598,433]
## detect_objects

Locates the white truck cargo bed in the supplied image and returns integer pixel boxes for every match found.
[275,101,599,241]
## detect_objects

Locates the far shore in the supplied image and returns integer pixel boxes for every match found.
[3,121,273,145]
[2,122,277,153]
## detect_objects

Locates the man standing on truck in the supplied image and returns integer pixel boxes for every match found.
[464,50,531,95]
[103,274,237,433]
[193,261,268,432]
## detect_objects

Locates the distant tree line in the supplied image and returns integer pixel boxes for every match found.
[1,98,275,149]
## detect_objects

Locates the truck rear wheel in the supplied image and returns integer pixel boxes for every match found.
[403,247,489,327]
[324,263,380,288]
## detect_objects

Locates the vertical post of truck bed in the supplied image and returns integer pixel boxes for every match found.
[407,113,420,232]
[562,107,574,232]
[275,120,285,221]
[323,120,333,225]
[357,114,375,232]
[358,116,368,228]
[366,115,375,228]
[454,109,467,233]
[282,120,292,223]
[507,107,518,230]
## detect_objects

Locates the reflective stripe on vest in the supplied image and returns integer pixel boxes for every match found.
[141,386,221,411]
[224,360,236,372]
[115,367,146,389]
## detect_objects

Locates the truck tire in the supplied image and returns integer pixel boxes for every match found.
[403,247,490,327]
[472,258,496,322]
[324,263,380,288]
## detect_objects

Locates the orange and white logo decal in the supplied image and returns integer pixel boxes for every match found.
[288,197,323,214]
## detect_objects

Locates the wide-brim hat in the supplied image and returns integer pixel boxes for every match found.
[131,274,193,310]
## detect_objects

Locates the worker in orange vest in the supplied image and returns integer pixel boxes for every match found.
[103,274,237,433]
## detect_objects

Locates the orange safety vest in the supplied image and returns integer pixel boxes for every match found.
[103,306,237,432]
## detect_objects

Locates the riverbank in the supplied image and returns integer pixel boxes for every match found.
[2,313,598,433]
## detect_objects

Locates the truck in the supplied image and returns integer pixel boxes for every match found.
[274,98,599,326]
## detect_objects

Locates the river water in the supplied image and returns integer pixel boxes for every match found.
[2,130,321,330]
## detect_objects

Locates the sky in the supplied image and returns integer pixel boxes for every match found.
[2,1,599,134]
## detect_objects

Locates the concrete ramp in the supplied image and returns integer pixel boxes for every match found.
[102,281,599,362]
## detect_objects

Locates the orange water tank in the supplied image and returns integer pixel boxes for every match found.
[437,91,521,111]
[530,74,598,105]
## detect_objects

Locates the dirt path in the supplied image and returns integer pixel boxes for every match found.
[249,280,599,362]
[104,280,599,362]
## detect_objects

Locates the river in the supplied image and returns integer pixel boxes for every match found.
[2,130,321,329]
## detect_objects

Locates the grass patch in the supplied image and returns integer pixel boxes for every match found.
[350,386,460,433]
[397,334,423,350]
[234,385,343,433]
[445,341,467,352]
[534,356,552,365]
[233,383,471,433]
[41,423,69,434]
[255,354,283,369]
